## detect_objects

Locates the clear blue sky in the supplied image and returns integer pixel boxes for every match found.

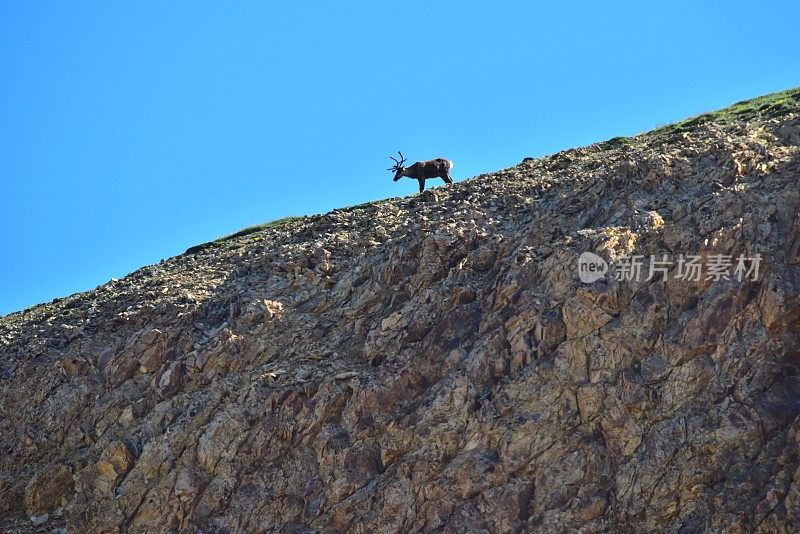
[1,1,798,315]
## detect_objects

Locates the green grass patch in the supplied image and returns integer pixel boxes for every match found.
[184,216,303,255]
[181,196,398,255]
[598,136,630,150]
[651,87,800,137]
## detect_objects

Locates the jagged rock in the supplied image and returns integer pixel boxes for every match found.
[23,464,73,516]
[2,90,800,532]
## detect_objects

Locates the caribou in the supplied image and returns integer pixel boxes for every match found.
[388,151,453,193]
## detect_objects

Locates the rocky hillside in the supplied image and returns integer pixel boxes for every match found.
[1,89,800,533]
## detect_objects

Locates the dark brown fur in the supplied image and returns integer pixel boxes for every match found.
[390,152,454,192]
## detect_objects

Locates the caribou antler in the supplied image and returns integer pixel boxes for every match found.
[387,150,406,171]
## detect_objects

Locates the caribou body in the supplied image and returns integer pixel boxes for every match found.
[388,151,453,193]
